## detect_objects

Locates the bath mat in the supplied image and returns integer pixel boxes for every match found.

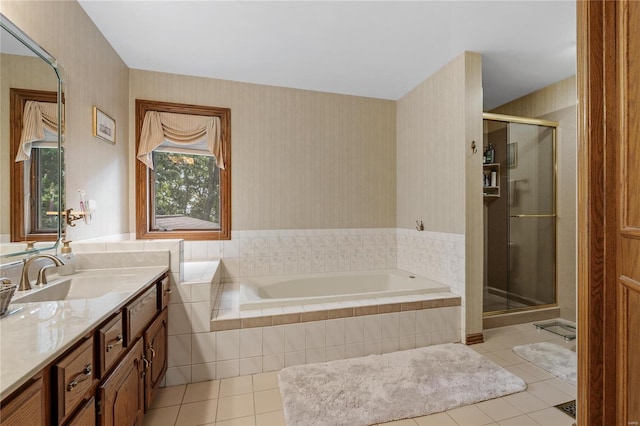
[278,343,526,426]
[512,342,576,385]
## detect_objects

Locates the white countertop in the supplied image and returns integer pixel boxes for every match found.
[0,265,168,399]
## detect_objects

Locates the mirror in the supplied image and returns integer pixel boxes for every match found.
[1,14,65,259]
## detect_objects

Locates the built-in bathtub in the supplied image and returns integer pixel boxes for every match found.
[239,269,449,311]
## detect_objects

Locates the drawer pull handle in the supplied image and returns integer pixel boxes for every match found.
[149,344,156,360]
[164,289,172,294]
[106,334,124,352]
[67,364,92,391]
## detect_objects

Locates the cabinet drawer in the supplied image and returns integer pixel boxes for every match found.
[158,276,171,310]
[54,338,94,423]
[98,314,125,377]
[66,397,96,426]
[125,285,158,345]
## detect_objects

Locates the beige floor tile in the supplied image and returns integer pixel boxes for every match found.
[498,415,541,426]
[255,410,286,426]
[413,412,458,425]
[217,393,255,422]
[176,399,218,426]
[220,375,254,397]
[447,405,495,426]
[492,349,528,366]
[143,405,181,426]
[253,371,280,392]
[183,380,221,403]
[505,363,554,384]
[528,407,575,426]
[543,378,576,398]
[254,388,283,414]
[526,381,574,406]
[151,384,186,408]
[377,419,418,425]
[216,415,256,426]
[502,392,548,414]
[475,398,523,422]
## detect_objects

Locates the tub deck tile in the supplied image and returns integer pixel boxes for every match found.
[327,308,354,319]
[354,305,379,316]
[378,303,401,314]
[272,313,301,326]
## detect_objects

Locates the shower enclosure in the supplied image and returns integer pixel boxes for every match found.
[482,113,557,315]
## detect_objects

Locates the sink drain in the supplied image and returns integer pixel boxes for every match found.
[555,400,576,419]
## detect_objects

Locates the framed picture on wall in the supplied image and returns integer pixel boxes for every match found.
[507,142,518,168]
[93,106,116,144]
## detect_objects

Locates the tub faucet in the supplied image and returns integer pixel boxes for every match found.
[19,254,65,291]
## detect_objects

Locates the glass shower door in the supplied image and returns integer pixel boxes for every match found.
[506,123,556,309]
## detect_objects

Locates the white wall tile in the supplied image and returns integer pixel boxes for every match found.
[168,304,192,335]
[191,302,212,333]
[262,354,284,372]
[284,323,306,352]
[415,333,432,348]
[166,366,191,386]
[326,346,346,362]
[284,351,305,367]
[192,332,216,364]
[215,360,240,379]
[345,317,364,344]
[263,326,285,356]
[306,348,326,364]
[239,356,263,376]
[325,319,345,347]
[305,322,326,350]
[192,362,216,382]
[382,338,399,354]
[190,283,211,302]
[398,311,416,337]
[399,335,415,351]
[168,334,192,367]
[240,328,263,358]
[364,340,382,356]
[216,330,240,361]
[363,315,382,342]
[380,313,399,339]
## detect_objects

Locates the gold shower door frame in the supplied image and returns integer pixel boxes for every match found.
[482,112,559,317]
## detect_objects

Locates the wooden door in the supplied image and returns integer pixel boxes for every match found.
[144,308,168,411]
[578,0,640,424]
[98,338,144,426]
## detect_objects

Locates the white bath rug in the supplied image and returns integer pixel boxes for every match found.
[512,342,577,386]
[278,343,526,426]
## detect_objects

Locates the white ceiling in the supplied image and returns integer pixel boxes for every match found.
[77,1,576,110]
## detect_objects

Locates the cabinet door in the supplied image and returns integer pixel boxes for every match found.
[144,308,168,411]
[98,339,144,426]
[0,375,46,426]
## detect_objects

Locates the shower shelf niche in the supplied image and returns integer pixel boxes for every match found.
[483,163,500,198]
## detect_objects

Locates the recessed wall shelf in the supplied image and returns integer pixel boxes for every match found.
[483,163,500,199]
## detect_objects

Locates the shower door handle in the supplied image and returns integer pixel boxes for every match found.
[509,214,557,218]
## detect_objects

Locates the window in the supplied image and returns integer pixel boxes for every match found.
[135,99,231,240]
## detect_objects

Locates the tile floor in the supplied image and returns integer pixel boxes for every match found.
[143,320,576,426]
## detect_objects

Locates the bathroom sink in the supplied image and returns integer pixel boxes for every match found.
[12,278,114,303]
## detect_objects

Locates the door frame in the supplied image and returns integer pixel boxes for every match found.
[577,0,619,423]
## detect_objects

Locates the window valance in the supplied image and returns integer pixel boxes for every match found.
[15,100,58,162]
[136,111,224,170]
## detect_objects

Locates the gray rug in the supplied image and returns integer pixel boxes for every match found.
[278,343,527,426]
[512,342,577,385]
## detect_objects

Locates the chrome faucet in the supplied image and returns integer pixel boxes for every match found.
[19,254,65,291]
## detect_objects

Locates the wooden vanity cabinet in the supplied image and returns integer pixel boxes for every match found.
[0,273,169,426]
[144,308,168,410]
[0,374,47,426]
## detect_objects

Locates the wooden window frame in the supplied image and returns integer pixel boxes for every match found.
[135,99,231,240]
[10,88,59,242]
